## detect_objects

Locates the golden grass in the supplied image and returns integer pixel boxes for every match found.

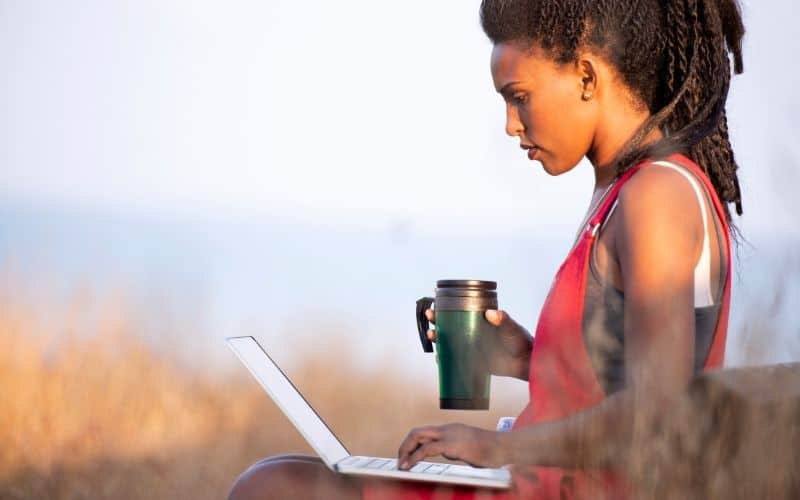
[1,260,797,499]
[0,287,524,499]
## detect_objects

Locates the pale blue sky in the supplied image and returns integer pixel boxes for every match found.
[2,0,798,237]
[1,1,799,372]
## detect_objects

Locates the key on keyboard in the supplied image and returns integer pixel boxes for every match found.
[423,464,449,474]
[409,462,431,473]
[366,459,391,469]
[339,456,373,468]
[380,460,398,471]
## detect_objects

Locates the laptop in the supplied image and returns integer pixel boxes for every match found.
[225,335,511,489]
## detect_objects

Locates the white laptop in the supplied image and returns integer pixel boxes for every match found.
[226,336,511,489]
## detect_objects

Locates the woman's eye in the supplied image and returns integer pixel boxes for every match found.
[512,93,527,105]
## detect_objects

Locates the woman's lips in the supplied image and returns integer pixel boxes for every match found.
[527,146,540,161]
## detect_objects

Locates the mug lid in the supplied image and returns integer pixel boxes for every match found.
[436,279,496,290]
[436,288,497,298]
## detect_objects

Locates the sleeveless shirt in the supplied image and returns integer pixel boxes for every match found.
[582,158,728,394]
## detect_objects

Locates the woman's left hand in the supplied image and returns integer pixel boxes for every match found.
[397,423,506,470]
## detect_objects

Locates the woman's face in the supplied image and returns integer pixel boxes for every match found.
[490,42,598,176]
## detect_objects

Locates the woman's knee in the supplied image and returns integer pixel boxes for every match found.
[228,455,360,500]
[245,454,322,472]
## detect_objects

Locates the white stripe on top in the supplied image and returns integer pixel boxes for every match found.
[601,160,715,308]
[651,160,715,308]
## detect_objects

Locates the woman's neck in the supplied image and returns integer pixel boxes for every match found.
[588,107,663,190]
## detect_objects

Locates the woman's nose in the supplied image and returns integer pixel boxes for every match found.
[505,106,523,138]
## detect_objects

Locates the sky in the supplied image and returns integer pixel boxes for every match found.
[2,0,798,236]
[1,1,799,372]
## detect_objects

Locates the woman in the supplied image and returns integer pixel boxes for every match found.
[229,0,745,498]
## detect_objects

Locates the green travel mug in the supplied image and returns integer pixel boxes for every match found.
[416,280,498,410]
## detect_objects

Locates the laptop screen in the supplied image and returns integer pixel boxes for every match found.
[226,336,350,466]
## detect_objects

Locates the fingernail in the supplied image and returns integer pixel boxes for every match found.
[486,310,498,321]
[401,461,408,470]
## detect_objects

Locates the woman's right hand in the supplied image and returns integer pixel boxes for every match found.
[425,308,533,381]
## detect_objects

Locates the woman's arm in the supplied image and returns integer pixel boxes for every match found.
[400,166,706,469]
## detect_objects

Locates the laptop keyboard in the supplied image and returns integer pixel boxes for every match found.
[340,455,512,479]
[338,455,510,482]
[339,456,450,474]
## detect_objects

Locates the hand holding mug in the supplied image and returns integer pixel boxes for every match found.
[425,308,533,381]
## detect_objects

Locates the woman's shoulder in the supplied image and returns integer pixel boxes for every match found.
[614,156,706,254]
[618,157,703,217]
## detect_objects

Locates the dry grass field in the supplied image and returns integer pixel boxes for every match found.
[1,257,797,499]
[0,284,525,499]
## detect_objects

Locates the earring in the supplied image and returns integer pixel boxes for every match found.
[581,91,593,101]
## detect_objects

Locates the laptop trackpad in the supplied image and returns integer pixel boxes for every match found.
[443,465,510,480]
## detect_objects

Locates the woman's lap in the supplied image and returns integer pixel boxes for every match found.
[362,480,512,500]
[228,454,361,500]
[228,455,513,500]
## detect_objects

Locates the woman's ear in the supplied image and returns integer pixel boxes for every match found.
[577,56,598,101]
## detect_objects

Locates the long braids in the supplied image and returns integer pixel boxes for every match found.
[480,0,746,221]
[643,0,745,219]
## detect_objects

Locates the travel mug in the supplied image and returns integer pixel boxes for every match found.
[416,280,498,410]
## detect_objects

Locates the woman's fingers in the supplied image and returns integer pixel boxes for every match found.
[406,441,444,469]
[485,309,505,326]
[426,309,437,342]
[398,426,442,469]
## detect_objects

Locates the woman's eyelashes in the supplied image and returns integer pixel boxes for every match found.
[511,93,528,105]
[500,88,527,106]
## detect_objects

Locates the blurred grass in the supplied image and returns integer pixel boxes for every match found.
[0,257,797,499]
[0,283,523,499]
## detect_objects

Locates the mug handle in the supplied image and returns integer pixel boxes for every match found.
[415,297,435,353]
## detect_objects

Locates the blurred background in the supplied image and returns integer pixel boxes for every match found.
[1,0,798,498]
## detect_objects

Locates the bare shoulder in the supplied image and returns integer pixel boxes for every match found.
[619,163,700,213]
[614,162,704,269]
[616,163,704,237]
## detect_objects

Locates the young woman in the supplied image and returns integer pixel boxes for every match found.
[229,0,745,498]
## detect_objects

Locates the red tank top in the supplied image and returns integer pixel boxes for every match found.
[510,154,731,499]
[363,154,732,499]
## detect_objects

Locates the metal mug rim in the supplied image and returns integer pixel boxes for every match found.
[436,279,497,290]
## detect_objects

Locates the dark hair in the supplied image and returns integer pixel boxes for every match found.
[480,0,745,221]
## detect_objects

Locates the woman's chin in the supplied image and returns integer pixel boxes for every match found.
[540,160,564,176]
[539,158,578,177]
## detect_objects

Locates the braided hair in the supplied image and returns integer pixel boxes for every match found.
[480,0,745,221]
